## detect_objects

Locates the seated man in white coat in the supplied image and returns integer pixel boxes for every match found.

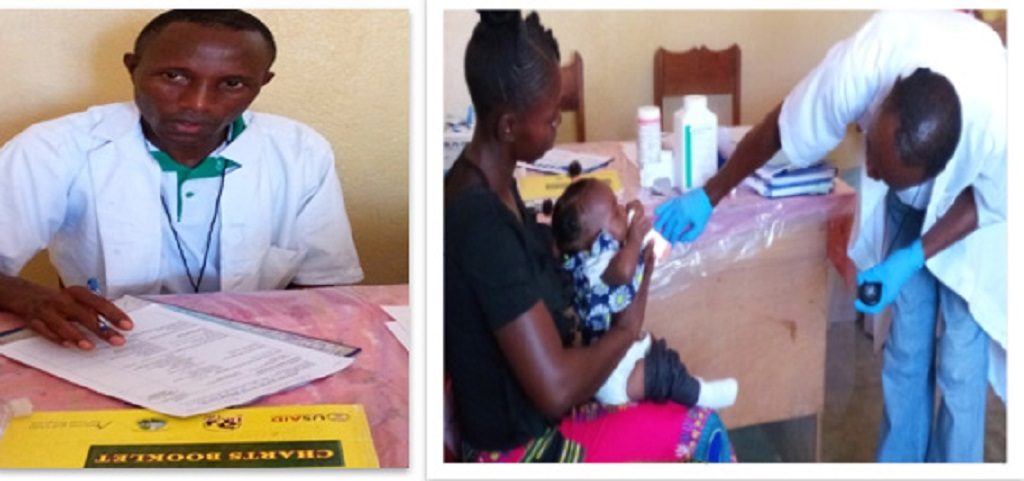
[653,11,1005,462]
[0,10,363,350]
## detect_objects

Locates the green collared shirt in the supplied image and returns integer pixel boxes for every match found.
[149,117,245,221]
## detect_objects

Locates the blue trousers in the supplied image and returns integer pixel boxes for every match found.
[876,190,989,462]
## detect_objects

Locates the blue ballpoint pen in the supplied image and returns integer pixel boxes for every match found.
[86,278,113,334]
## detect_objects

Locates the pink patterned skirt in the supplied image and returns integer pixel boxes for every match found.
[466,402,735,463]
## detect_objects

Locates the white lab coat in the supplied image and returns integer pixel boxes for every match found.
[0,102,363,298]
[778,11,1007,400]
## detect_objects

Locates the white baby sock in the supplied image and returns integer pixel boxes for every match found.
[696,377,738,409]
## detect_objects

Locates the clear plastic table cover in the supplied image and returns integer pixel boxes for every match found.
[542,141,856,301]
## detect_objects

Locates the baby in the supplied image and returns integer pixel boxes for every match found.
[551,178,737,409]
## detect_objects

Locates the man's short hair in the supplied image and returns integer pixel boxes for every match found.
[134,9,277,66]
[884,67,962,180]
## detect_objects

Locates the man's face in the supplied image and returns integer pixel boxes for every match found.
[124,22,274,156]
[865,110,929,190]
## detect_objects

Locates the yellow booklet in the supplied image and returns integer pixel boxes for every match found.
[0,404,378,468]
[518,169,623,205]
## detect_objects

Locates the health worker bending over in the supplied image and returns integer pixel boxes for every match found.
[0,10,363,350]
[654,11,1005,462]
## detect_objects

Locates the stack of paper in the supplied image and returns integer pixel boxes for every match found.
[0,302,355,418]
[443,126,472,172]
[744,162,836,198]
[519,148,612,175]
[381,305,410,352]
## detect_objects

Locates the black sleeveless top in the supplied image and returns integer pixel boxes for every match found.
[444,152,575,450]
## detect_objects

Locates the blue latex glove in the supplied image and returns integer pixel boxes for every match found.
[854,239,926,314]
[653,188,713,243]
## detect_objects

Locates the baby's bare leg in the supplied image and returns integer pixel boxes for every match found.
[627,359,645,401]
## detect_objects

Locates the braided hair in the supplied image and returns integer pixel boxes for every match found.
[464,10,561,120]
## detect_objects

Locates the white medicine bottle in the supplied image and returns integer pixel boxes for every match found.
[0,397,32,439]
[636,105,661,168]
[671,95,719,191]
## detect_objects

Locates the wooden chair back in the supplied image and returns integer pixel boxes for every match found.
[653,44,741,125]
[559,51,586,142]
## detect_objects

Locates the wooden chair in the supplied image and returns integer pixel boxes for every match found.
[653,44,741,125]
[559,51,586,142]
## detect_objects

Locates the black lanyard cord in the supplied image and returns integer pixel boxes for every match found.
[882,186,925,259]
[158,165,228,293]
[859,185,926,306]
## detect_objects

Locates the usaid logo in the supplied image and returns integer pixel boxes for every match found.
[270,412,350,423]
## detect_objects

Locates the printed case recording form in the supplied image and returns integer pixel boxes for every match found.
[0,303,354,418]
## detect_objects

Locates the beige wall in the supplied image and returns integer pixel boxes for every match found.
[1,9,409,286]
[445,10,874,145]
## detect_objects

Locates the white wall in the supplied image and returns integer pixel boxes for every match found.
[444,10,875,144]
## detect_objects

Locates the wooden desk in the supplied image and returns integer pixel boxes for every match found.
[0,285,409,467]
[546,142,855,460]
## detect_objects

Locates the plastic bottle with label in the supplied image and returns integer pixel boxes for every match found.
[671,95,719,192]
[0,397,32,439]
[636,105,661,168]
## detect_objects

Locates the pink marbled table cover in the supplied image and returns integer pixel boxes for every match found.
[0,285,409,467]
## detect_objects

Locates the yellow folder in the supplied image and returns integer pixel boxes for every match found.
[0,404,378,468]
[518,169,623,205]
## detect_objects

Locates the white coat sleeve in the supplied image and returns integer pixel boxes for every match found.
[924,20,1006,231]
[955,17,1007,229]
[971,142,1006,229]
[778,12,896,168]
[0,124,77,276]
[969,99,1007,228]
[289,134,364,286]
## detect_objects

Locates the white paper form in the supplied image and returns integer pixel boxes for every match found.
[517,148,612,174]
[0,303,353,418]
[380,305,410,352]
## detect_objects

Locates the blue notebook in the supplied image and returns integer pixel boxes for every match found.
[753,162,837,187]
[744,175,834,198]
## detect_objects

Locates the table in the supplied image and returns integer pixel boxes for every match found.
[542,141,856,461]
[0,285,408,467]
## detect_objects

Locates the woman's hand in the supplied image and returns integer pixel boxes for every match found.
[495,295,647,419]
